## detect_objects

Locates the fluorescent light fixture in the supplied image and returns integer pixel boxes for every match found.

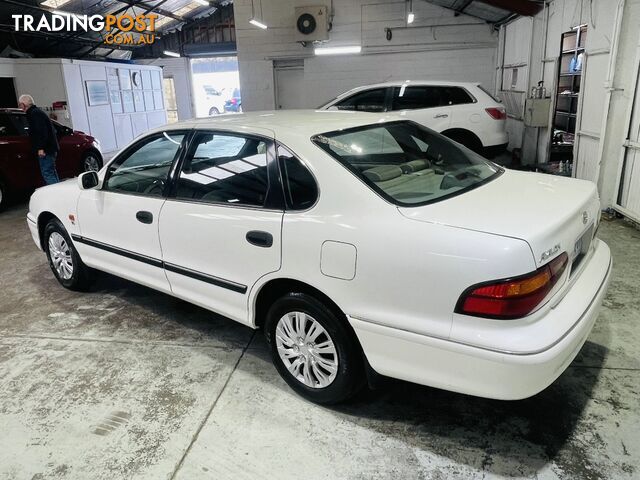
[407,12,415,24]
[249,18,268,29]
[41,0,72,8]
[163,50,180,57]
[193,0,209,5]
[314,45,362,56]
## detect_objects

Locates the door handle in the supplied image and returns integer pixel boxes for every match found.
[434,113,449,118]
[246,230,273,248]
[136,211,153,224]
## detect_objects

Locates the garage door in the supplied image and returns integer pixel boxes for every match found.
[615,60,640,222]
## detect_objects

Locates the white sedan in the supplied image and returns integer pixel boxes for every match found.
[27,111,612,404]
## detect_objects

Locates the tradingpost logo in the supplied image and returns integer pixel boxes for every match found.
[12,12,158,45]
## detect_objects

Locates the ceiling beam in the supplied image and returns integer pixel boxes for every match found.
[115,0,185,22]
[475,0,542,17]
[454,0,475,16]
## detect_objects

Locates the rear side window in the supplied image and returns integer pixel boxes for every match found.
[175,132,270,207]
[391,86,474,110]
[392,86,441,110]
[335,88,387,112]
[278,144,318,210]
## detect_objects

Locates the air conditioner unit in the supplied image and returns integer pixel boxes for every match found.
[295,6,329,42]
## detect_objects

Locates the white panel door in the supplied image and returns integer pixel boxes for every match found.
[275,67,305,109]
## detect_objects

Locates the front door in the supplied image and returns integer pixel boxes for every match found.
[159,129,283,324]
[76,130,188,293]
[0,112,34,190]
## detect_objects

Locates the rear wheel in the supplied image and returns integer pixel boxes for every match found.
[82,151,102,172]
[265,293,365,404]
[443,130,483,154]
[44,218,92,291]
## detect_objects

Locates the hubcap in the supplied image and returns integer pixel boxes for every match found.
[275,311,338,388]
[84,155,100,172]
[48,232,74,280]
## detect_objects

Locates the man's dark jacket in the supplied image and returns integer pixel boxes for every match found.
[26,105,59,155]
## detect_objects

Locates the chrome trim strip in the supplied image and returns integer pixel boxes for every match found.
[350,257,611,357]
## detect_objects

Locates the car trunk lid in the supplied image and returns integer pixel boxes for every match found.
[398,169,600,274]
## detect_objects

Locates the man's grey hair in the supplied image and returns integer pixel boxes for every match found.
[18,94,34,107]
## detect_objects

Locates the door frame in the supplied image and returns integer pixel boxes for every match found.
[612,37,640,222]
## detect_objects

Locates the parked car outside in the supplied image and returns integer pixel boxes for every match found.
[204,85,227,115]
[0,108,102,210]
[319,81,508,157]
[224,88,242,113]
[27,111,610,404]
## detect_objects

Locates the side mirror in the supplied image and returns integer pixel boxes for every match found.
[78,171,99,190]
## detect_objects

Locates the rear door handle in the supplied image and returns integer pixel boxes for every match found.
[434,113,449,118]
[136,211,153,224]
[246,230,273,248]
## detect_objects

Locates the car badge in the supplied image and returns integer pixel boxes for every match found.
[582,211,588,225]
[540,244,561,263]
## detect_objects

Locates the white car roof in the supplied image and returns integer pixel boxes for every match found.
[154,110,400,139]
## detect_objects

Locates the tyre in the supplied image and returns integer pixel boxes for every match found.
[82,151,103,172]
[444,131,483,154]
[43,218,92,291]
[209,107,220,116]
[265,292,365,404]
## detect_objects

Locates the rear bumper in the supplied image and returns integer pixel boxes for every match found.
[349,240,612,400]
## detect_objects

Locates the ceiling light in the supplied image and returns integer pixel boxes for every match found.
[314,45,362,56]
[249,18,268,29]
[193,0,209,5]
[407,0,414,24]
[163,50,180,57]
[41,0,71,8]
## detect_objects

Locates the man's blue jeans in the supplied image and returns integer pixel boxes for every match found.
[38,153,60,185]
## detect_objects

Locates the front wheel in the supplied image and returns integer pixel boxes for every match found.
[82,151,103,172]
[209,107,220,116]
[44,218,92,291]
[265,293,365,404]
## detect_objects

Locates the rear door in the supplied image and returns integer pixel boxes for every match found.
[158,129,283,324]
[389,85,452,132]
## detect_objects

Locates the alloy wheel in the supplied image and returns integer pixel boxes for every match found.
[83,155,100,172]
[48,232,74,280]
[275,311,338,388]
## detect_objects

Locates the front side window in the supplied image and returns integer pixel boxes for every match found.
[9,114,29,135]
[0,115,17,136]
[105,132,185,196]
[335,88,388,112]
[278,144,318,210]
[312,121,501,206]
[175,132,269,207]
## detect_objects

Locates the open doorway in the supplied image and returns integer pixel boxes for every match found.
[190,57,241,117]
[0,78,18,107]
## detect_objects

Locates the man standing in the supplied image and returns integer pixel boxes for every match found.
[18,94,60,185]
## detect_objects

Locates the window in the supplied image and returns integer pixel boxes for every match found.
[391,86,474,111]
[175,132,270,207]
[105,132,185,196]
[163,77,179,123]
[9,114,29,135]
[278,144,318,210]
[335,88,388,112]
[392,86,441,110]
[313,121,501,206]
[0,115,17,136]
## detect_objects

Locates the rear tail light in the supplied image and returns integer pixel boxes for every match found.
[485,107,506,120]
[455,253,568,319]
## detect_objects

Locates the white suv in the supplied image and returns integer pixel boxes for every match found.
[320,81,508,157]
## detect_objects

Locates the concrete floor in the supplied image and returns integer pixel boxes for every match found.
[0,202,638,480]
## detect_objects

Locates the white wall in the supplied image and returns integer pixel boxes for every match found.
[136,57,194,120]
[234,0,499,111]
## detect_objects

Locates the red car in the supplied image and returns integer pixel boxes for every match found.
[0,108,102,209]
